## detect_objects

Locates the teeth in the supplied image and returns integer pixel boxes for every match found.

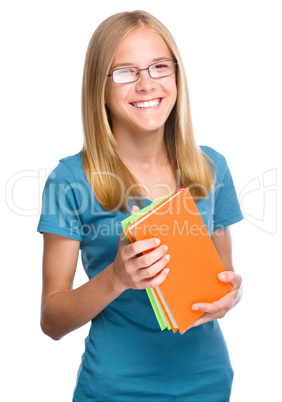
[133,99,161,108]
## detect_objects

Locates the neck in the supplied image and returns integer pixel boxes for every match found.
[114,127,168,168]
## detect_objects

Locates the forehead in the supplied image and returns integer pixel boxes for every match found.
[111,27,172,67]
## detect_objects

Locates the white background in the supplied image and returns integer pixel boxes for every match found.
[1,1,281,401]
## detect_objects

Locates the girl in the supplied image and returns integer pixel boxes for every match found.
[38,10,243,401]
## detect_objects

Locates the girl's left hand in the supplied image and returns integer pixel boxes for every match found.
[181,270,242,334]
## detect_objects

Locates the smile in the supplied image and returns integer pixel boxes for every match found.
[131,98,161,109]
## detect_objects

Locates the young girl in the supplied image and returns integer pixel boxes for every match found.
[38,10,243,401]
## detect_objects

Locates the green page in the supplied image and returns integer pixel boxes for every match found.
[121,196,172,331]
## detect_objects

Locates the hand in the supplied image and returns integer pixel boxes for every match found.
[180,270,242,334]
[111,206,170,292]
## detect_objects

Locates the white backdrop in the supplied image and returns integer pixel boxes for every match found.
[1,1,281,401]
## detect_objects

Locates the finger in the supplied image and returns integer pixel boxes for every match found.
[143,267,170,288]
[124,238,162,259]
[183,306,230,333]
[138,253,170,279]
[183,274,243,333]
[218,271,242,288]
[134,244,169,270]
[192,292,234,315]
[130,205,140,215]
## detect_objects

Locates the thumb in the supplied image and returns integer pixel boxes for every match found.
[130,205,140,215]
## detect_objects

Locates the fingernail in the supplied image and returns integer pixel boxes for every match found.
[164,254,170,262]
[155,239,161,245]
[192,305,199,310]
[164,268,170,274]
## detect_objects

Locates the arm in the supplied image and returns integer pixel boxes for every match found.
[181,226,242,333]
[40,207,170,340]
[40,233,123,340]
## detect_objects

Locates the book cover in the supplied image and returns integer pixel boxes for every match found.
[122,187,232,333]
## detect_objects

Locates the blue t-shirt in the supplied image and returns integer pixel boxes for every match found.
[37,146,243,401]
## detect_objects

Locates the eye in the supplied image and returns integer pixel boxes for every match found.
[116,68,138,76]
[152,62,170,73]
[155,63,169,69]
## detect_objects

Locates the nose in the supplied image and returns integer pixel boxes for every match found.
[135,68,156,92]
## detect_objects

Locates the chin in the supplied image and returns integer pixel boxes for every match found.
[137,122,165,133]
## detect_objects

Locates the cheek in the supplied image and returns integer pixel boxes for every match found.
[105,80,122,107]
[104,84,126,110]
[104,87,129,124]
[165,76,177,99]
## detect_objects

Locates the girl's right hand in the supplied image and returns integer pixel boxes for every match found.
[111,206,170,292]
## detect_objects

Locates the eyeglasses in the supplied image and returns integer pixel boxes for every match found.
[107,60,178,84]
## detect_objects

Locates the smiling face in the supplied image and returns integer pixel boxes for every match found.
[105,27,177,139]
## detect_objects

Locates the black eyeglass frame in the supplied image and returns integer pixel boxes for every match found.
[107,60,178,84]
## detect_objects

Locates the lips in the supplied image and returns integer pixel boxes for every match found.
[131,98,161,108]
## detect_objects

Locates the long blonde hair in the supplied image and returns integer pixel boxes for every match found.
[81,10,213,211]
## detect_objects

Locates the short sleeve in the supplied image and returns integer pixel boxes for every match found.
[212,154,244,231]
[37,161,84,241]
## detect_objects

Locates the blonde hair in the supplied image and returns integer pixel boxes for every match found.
[81,10,213,211]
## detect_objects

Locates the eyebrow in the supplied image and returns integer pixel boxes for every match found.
[111,57,172,71]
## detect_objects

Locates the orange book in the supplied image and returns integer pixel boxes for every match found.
[125,187,233,333]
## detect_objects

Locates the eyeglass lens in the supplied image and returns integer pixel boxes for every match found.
[112,60,176,84]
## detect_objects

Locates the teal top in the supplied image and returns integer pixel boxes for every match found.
[37,146,243,401]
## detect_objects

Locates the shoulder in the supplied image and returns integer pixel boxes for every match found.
[59,151,83,169]
[38,152,85,240]
[48,152,84,184]
[200,145,229,180]
[200,145,227,169]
